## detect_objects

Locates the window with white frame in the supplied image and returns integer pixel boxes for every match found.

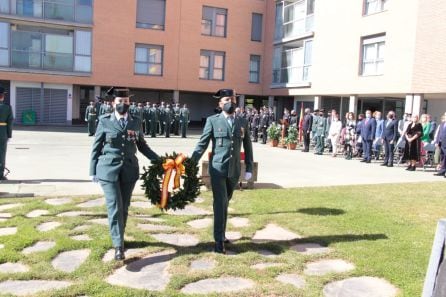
[199,50,225,80]
[202,6,227,37]
[74,30,91,72]
[275,0,314,40]
[272,39,312,84]
[134,44,163,76]
[249,55,260,83]
[364,0,387,15]
[361,35,385,76]
[0,22,9,66]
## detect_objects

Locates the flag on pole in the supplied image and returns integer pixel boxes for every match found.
[298,102,304,142]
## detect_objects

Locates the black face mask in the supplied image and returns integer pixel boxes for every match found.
[115,103,129,115]
[223,102,236,114]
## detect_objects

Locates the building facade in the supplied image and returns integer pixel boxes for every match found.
[0,0,445,125]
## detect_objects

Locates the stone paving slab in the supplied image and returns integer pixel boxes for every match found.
[45,198,73,206]
[167,205,212,216]
[36,221,62,232]
[106,250,176,291]
[251,263,283,270]
[257,249,279,258]
[57,211,94,217]
[0,244,4,249]
[194,197,205,203]
[70,234,92,241]
[131,201,154,209]
[291,243,331,255]
[0,227,17,236]
[304,259,355,276]
[187,218,212,229]
[0,203,23,211]
[323,276,398,297]
[190,259,216,271]
[137,223,177,232]
[77,198,105,208]
[151,234,199,247]
[89,218,108,226]
[22,241,56,254]
[0,262,30,273]
[229,217,250,228]
[51,249,91,273]
[0,218,7,222]
[26,209,49,218]
[226,231,242,241]
[252,224,301,243]
[0,280,73,296]
[102,248,146,262]
[181,277,255,294]
[0,213,12,218]
[276,274,306,289]
[72,225,91,232]
[134,215,166,223]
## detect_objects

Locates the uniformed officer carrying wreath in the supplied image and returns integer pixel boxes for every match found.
[191,89,254,254]
[0,87,13,181]
[89,87,160,260]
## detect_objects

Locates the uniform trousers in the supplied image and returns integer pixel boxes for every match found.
[0,139,6,178]
[210,175,238,242]
[100,178,136,247]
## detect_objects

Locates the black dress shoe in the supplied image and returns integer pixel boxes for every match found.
[408,166,416,171]
[360,159,367,162]
[214,241,226,254]
[365,160,371,163]
[387,164,393,167]
[434,172,445,176]
[380,163,388,166]
[224,238,231,244]
[114,247,125,260]
[405,166,412,171]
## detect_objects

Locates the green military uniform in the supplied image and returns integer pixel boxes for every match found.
[149,105,159,138]
[85,105,98,136]
[315,114,327,154]
[90,112,159,248]
[0,93,13,180]
[173,105,180,135]
[129,103,138,118]
[143,104,151,135]
[158,104,166,135]
[164,106,173,138]
[179,106,190,138]
[191,112,253,244]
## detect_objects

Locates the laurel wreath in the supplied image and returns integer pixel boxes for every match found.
[141,152,202,211]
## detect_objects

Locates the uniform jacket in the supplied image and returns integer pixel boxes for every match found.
[179,108,190,122]
[360,117,376,141]
[89,113,159,183]
[0,102,13,139]
[383,119,398,142]
[85,106,97,121]
[191,113,253,178]
[315,116,327,137]
[259,114,269,128]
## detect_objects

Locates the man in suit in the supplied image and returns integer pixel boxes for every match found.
[434,112,446,177]
[191,89,253,254]
[0,87,13,181]
[302,108,313,152]
[373,111,384,160]
[164,104,174,138]
[179,104,190,138]
[85,101,98,136]
[173,103,181,136]
[158,102,166,135]
[360,109,377,163]
[381,111,398,167]
[89,88,160,260]
[251,109,260,142]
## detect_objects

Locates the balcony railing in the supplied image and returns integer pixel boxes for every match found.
[0,0,92,24]
[283,14,314,40]
[11,49,73,72]
[273,65,311,85]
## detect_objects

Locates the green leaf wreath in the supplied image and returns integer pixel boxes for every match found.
[141,152,202,211]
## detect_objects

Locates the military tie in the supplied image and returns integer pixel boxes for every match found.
[119,118,125,129]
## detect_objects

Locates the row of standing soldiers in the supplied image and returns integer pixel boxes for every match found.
[233,107,277,144]
[85,101,190,138]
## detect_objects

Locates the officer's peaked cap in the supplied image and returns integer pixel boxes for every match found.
[213,89,240,99]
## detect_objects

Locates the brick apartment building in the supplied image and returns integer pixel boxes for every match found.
[0,0,445,125]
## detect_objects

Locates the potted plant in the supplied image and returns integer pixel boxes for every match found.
[285,125,298,150]
[267,123,281,147]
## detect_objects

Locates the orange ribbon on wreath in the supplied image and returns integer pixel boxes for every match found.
[160,153,187,209]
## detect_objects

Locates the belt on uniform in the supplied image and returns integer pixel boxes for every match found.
[0,122,6,126]
[89,113,97,115]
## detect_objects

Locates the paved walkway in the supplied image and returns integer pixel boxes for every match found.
[1,126,442,197]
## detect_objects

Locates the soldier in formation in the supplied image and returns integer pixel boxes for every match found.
[85,101,98,136]
[0,87,12,181]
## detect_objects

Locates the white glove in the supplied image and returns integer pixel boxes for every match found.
[244,172,252,181]
[90,176,99,183]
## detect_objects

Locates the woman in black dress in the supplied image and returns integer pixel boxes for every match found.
[403,115,423,171]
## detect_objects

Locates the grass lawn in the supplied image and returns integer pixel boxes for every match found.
[0,182,444,297]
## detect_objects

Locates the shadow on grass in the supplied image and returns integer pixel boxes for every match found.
[297,207,346,216]
[302,233,388,245]
[1,179,91,184]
